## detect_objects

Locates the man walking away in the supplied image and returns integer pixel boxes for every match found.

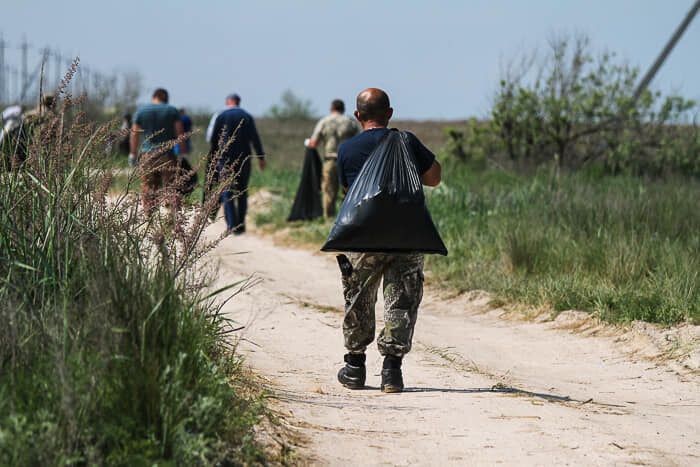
[1,105,27,170]
[206,94,239,144]
[203,94,241,219]
[209,94,265,234]
[130,88,184,213]
[175,108,193,155]
[335,88,441,393]
[308,99,360,218]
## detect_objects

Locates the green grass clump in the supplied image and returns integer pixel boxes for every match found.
[252,154,700,325]
[426,160,700,324]
[1,97,266,465]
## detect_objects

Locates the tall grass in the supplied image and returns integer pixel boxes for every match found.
[0,88,265,463]
[427,160,700,324]
[252,155,700,325]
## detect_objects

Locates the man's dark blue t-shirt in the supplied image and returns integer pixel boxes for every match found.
[210,107,264,170]
[337,128,436,189]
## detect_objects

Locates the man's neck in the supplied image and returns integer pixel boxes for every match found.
[361,121,388,131]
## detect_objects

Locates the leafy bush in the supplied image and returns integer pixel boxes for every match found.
[266,89,317,120]
[0,77,265,464]
[490,34,699,175]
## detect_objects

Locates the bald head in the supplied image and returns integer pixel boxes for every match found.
[355,88,392,127]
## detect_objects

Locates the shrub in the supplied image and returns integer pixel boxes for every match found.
[0,71,265,465]
[266,89,317,120]
[491,33,699,176]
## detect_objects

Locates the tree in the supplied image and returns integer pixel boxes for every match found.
[265,89,316,120]
[490,33,698,175]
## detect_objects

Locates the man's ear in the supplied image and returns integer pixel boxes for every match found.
[387,107,394,120]
[354,110,361,122]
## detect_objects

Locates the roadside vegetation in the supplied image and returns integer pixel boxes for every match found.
[250,35,700,325]
[0,85,268,464]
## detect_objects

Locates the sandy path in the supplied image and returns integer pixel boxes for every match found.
[206,224,700,466]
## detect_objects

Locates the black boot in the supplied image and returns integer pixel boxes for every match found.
[381,355,404,393]
[337,353,366,389]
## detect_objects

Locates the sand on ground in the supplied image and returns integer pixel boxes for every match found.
[206,223,700,466]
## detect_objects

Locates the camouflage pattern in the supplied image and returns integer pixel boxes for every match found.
[340,252,425,357]
[312,113,360,217]
[311,113,361,157]
[322,159,339,217]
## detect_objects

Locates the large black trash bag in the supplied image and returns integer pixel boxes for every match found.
[321,130,447,255]
[176,155,198,196]
[288,147,323,221]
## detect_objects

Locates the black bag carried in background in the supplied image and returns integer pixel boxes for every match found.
[321,130,447,255]
[176,156,198,196]
[288,147,323,221]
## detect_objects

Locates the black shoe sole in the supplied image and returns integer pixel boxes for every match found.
[381,385,403,393]
[340,381,365,390]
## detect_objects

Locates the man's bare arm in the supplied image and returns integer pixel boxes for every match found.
[421,160,442,187]
[130,123,141,155]
[174,119,184,153]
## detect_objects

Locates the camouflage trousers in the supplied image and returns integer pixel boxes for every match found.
[339,253,425,357]
[322,158,338,218]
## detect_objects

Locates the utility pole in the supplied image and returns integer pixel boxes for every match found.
[633,0,700,101]
[40,47,50,96]
[83,66,91,96]
[54,50,62,88]
[10,66,19,104]
[0,34,6,104]
[19,35,30,104]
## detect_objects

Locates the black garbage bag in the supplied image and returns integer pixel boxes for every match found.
[176,155,198,196]
[321,130,447,255]
[288,147,323,221]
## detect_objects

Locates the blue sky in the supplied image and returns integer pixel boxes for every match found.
[2,0,699,118]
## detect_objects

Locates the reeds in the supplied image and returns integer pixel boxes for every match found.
[0,71,264,464]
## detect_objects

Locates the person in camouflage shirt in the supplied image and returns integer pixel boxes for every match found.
[308,99,360,218]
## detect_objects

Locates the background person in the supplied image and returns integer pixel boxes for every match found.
[174,108,192,155]
[202,94,240,219]
[119,112,132,158]
[130,88,184,213]
[0,105,27,169]
[206,94,240,144]
[335,88,441,393]
[209,93,265,234]
[308,99,361,218]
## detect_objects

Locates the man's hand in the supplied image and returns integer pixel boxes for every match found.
[307,138,318,149]
[258,158,267,171]
[421,160,442,187]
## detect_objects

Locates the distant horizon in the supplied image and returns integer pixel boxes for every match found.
[2,1,699,119]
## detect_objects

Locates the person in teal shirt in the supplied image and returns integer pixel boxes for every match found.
[130,88,183,212]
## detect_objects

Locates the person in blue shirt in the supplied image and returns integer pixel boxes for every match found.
[209,94,266,234]
[130,88,183,213]
[173,108,192,155]
[334,88,441,393]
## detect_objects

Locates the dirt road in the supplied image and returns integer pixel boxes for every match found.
[206,224,700,466]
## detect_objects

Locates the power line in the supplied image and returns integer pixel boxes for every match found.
[633,0,700,102]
